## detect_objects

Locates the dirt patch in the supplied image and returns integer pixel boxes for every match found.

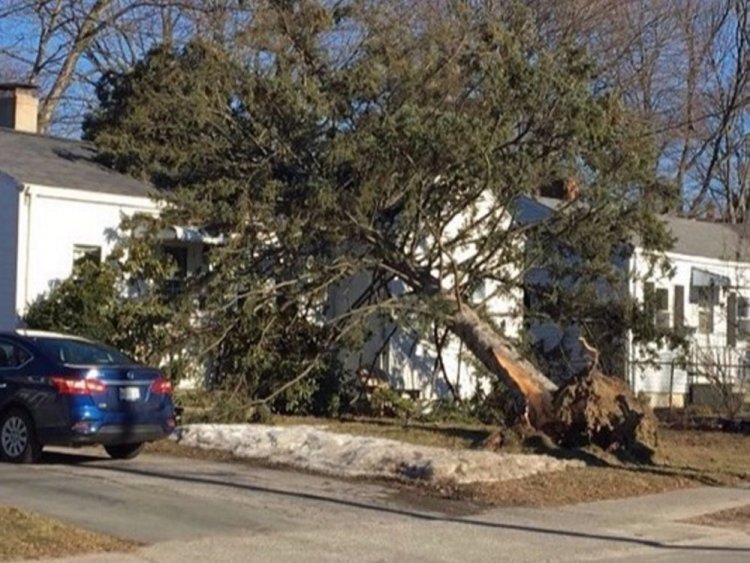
[548,371,658,462]
[686,504,750,534]
[456,466,698,507]
[0,506,135,562]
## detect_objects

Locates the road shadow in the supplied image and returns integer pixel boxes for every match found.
[49,452,750,555]
[40,449,108,465]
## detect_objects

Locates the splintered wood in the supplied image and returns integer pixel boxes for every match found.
[491,347,658,461]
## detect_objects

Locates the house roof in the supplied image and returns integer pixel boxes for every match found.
[516,194,750,264]
[0,127,153,198]
[662,215,750,263]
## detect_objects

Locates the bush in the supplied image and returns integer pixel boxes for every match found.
[24,259,176,370]
[24,260,119,344]
[205,301,346,416]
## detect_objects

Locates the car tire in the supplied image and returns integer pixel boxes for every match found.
[104,442,145,460]
[0,408,42,463]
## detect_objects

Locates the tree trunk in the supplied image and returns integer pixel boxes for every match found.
[445,301,556,429]
[444,300,659,459]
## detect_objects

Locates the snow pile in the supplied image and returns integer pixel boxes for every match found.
[173,424,583,484]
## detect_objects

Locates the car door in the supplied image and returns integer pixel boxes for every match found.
[0,340,9,409]
[0,339,33,411]
[0,338,64,435]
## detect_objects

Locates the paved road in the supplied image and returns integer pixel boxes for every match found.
[1,447,749,562]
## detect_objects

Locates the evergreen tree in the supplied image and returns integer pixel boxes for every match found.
[84,1,672,417]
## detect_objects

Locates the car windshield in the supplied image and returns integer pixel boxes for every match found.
[35,337,135,366]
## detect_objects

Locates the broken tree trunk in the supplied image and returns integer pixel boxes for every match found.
[444,299,658,460]
[445,303,556,429]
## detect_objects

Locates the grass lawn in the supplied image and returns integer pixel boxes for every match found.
[152,413,750,508]
[0,506,135,562]
[455,429,750,507]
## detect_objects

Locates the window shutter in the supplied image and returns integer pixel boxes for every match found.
[727,292,737,347]
[674,285,685,330]
[644,282,655,303]
[712,284,721,305]
[644,282,655,322]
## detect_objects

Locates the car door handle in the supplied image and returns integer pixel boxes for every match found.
[0,383,6,389]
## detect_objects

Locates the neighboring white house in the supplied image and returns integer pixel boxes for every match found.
[520,196,750,408]
[0,83,163,329]
[627,216,750,407]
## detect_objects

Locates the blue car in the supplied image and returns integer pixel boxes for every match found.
[0,330,176,463]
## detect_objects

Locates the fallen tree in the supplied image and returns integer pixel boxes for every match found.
[85,2,671,457]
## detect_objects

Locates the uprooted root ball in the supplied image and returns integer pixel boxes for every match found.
[547,370,659,462]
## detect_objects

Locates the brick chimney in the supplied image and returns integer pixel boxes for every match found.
[538,176,580,201]
[0,83,39,133]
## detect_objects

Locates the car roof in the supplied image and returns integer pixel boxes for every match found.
[1,329,91,342]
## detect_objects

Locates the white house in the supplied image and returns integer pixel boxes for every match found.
[628,216,750,407]
[332,187,750,407]
[327,191,527,401]
[521,195,750,408]
[0,83,162,329]
[327,274,524,401]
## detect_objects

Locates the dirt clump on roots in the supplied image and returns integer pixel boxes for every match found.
[546,369,659,462]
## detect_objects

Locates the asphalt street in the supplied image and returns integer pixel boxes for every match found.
[1,446,749,562]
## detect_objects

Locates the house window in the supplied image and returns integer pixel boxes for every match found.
[163,245,188,278]
[698,309,712,334]
[695,286,718,335]
[645,282,670,330]
[654,288,670,329]
[72,245,101,267]
[163,245,189,296]
[738,296,750,339]
[739,296,749,319]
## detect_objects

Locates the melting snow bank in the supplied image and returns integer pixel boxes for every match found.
[173,424,584,485]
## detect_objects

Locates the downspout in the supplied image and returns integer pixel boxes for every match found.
[624,247,634,390]
[22,184,32,315]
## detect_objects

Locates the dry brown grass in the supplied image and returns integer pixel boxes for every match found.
[459,427,750,507]
[0,506,135,562]
[454,467,699,507]
[655,429,750,478]
[686,504,750,534]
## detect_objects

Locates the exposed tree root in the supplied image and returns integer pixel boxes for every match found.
[546,368,658,462]
[491,348,658,463]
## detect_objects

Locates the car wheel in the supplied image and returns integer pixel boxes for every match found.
[104,442,145,460]
[0,409,42,463]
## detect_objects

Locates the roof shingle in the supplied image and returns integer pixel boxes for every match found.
[518,194,750,263]
[662,215,750,262]
[0,127,153,198]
